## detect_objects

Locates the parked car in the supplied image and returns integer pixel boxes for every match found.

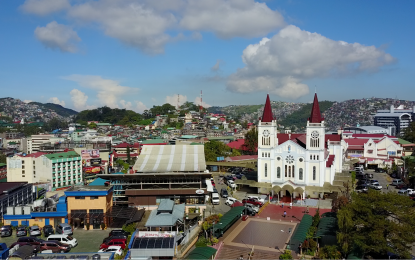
[224,175,233,181]
[109,230,130,237]
[244,203,259,213]
[407,188,415,195]
[235,173,244,179]
[98,246,123,256]
[395,183,407,189]
[8,245,38,259]
[103,235,128,244]
[242,198,263,207]
[47,234,78,248]
[30,225,42,236]
[355,185,368,193]
[56,223,73,235]
[243,207,256,216]
[40,241,71,253]
[220,188,229,198]
[212,187,218,193]
[392,179,403,187]
[0,225,12,237]
[247,195,267,204]
[211,193,220,205]
[42,225,54,237]
[227,180,237,189]
[398,189,409,196]
[375,168,386,173]
[365,173,373,179]
[10,237,44,249]
[369,182,382,190]
[99,239,127,250]
[16,226,28,237]
[225,197,238,206]
[369,179,379,184]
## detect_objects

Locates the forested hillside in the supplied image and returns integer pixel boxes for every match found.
[29,102,78,117]
[75,107,143,125]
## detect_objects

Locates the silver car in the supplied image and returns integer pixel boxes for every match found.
[29,225,41,236]
[244,203,259,213]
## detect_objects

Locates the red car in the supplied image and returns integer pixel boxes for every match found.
[99,238,127,250]
[242,198,263,206]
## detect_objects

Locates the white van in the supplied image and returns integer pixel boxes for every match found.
[211,193,220,205]
[392,179,403,186]
[47,234,78,248]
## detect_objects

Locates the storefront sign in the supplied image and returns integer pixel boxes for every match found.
[84,166,101,174]
[138,231,176,238]
[195,189,205,194]
[90,158,102,165]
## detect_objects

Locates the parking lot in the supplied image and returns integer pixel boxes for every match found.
[0,228,112,253]
[365,169,399,193]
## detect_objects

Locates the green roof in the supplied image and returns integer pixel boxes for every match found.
[180,135,199,139]
[186,247,217,259]
[8,142,17,145]
[316,216,338,238]
[213,206,245,236]
[44,151,80,160]
[398,138,413,145]
[0,163,6,167]
[167,127,175,130]
[289,214,312,250]
[206,136,235,141]
[190,142,203,145]
[141,139,167,144]
[96,123,112,126]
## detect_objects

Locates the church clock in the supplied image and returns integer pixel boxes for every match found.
[263,130,270,137]
[311,131,319,139]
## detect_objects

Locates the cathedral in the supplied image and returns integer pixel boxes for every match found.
[257,94,344,200]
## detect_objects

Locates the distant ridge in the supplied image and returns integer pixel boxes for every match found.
[29,102,78,117]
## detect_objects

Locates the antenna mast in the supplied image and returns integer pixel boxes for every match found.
[199,90,203,113]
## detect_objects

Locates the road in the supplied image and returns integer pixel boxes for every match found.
[205,174,233,216]
[367,169,398,194]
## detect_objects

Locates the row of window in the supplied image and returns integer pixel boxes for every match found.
[264,164,317,181]
[75,196,99,200]
[262,137,271,146]
[262,152,270,158]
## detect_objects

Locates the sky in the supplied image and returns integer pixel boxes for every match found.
[1,0,414,113]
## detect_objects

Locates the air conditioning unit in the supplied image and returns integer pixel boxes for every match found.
[14,206,23,215]
[23,206,31,215]
[6,206,14,215]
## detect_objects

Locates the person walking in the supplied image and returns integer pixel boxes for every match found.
[306,206,309,213]
[284,211,287,218]
[387,184,389,190]
[282,202,284,208]
[290,202,292,209]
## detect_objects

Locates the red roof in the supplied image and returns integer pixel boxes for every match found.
[226,139,257,152]
[113,152,139,157]
[309,93,323,123]
[17,152,46,158]
[277,134,341,149]
[113,142,140,148]
[344,138,367,146]
[326,155,335,167]
[141,143,168,145]
[261,94,274,122]
[352,134,396,139]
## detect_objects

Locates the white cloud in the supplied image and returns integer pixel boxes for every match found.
[227,25,396,99]
[20,0,70,16]
[70,89,91,111]
[165,94,187,107]
[135,101,148,113]
[48,97,66,107]
[34,21,81,53]
[63,75,139,108]
[67,0,175,54]
[180,0,285,39]
[120,100,133,110]
[22,0,284,54]
[211,59,222,72]
[23,100,33,104]
[194,97,211,108]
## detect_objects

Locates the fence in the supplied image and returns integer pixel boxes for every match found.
[176,226,201,258]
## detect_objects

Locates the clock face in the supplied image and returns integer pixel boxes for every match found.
[286,155,294,164]
[263,130,270,137]
[311,131,319,139]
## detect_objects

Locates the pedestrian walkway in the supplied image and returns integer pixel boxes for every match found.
[257,204,332,222]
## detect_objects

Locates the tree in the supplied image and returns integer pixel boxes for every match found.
[88,122,97,129]
[279,249,293,260]
[126,145,131,164]
[0,153,6,164]
[318,245,342,260]
[204,140,233,162]
[243,128,258,155]
[402,121,415,143]
[338,190,415,259]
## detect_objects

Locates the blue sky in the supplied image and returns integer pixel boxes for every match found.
[0,0,414,112]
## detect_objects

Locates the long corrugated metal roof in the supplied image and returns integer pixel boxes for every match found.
[133,145,206,172]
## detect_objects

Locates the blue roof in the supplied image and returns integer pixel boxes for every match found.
[112,172,124,175]
[89,177,107,186]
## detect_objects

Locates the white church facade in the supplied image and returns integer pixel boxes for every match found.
[257,94,344,199]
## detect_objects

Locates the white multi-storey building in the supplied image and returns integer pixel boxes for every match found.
[256,94,344,199]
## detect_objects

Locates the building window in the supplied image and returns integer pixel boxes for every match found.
[262,152,264,157]
[285,165,287,177]
[313,166,316,181]
[277,167,281,178]
[310,155,312,160]
[299,168,303,180]
[265,163,267,177]
[277,157,281,161]
[288,166,291,177]
[75,196,85,200]
[292,166,295,178]
[288,145,291,152]
[317,155,319,160]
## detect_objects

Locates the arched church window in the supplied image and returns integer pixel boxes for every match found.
[285,165,287,177]
[313,166,316,181]
[313,155,316,160]
[288,166,291,177]
[292,166,295,178]
[288,145,291,152]
[262,153,264,157]
[317,155,319,160]
[265,163,267,177]
[310,155,312,160]
[277,167,281,178]
[299,168,303,180]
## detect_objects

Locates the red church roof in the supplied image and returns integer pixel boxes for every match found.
[326,155,335,167]
[261,94,274,122]
[113,142,140,148]
[309,93,324,123]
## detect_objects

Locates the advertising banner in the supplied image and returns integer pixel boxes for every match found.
[81,149,100,159]
[90,158,102,165]
[84,166,101,174]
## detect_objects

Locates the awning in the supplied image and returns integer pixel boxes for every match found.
[288,214,312,253]
[186,247,217,259]
[205,179,214,192]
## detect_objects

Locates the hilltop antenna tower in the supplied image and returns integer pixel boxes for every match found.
[177,94,180,110]
[199,90,203,113]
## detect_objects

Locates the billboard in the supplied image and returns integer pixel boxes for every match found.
[90,158,102,166]
[81,149,100,159]
[84,166,101,174]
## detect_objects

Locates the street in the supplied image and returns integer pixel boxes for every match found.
[367,169,398,194]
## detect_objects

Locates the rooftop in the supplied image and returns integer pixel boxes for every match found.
[44,151,80,160]
[65,185,111,192]
[17,152,46,158]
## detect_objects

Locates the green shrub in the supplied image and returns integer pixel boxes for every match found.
[195,236,209,247]
[279,249,293,259]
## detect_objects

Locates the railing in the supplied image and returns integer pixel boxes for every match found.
[176,226,201,258]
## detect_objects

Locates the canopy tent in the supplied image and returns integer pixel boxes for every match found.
[186,247,217,260]
[288,214,312,253]
[316,216,338,247]
[213,206,245,238]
